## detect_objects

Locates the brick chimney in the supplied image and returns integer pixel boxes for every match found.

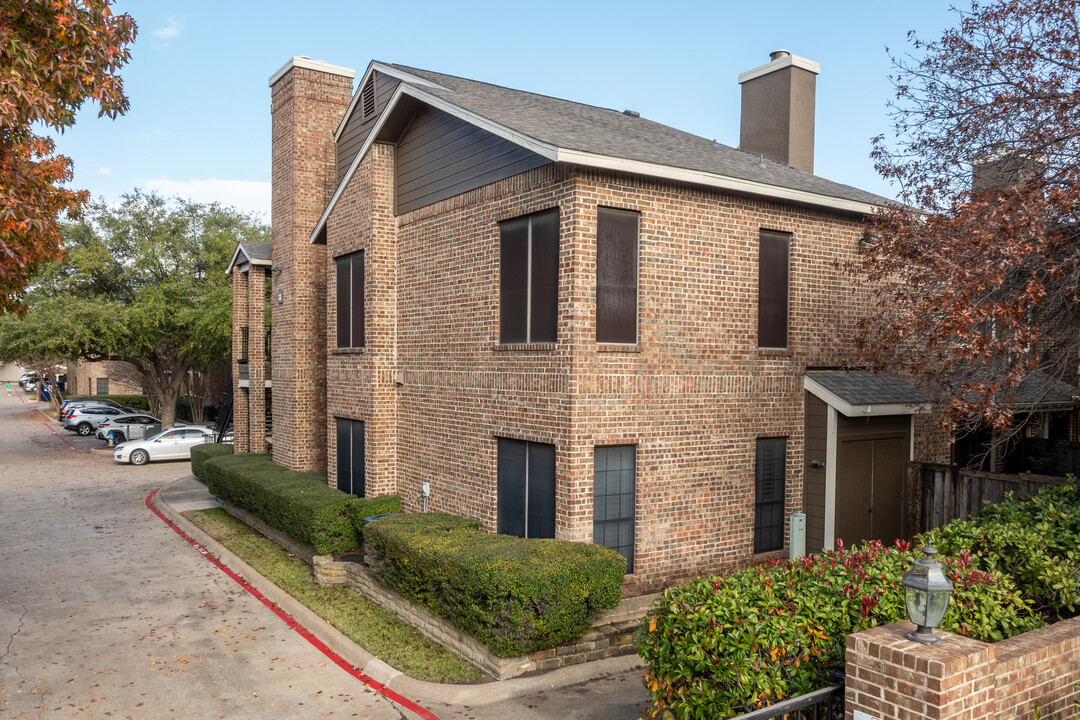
[268,57,354,472]
[738,50,820,174]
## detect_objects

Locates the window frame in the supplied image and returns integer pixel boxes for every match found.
[757,230,791,350]
[596,207,640,345]
[96,378,109,395]
[754,436,787,553]
[335,417,366,498]
[499,209,560,345]
[593,444,636,573]
[496,437,556,539]
[335,250,365,350]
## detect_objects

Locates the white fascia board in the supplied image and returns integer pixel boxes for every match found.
[334,62,451,140]
[556,148,878,215]
[803,375,931,418]
[738,54,821,84]
[310,84,559,245]
[269,56,355,87]
[225,244,251,275]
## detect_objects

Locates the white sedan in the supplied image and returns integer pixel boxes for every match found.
[113,426,216,465]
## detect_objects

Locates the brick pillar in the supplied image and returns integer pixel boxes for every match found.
[846,621,996,720]
[232,268,251,454]
[269,57,354,471]
[248,267,267,453]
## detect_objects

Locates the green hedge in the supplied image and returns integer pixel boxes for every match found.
[636,540,1041,719]
[926,477,1080,620]
[364,513,625,657]
[194,450,401,556]
[190,442,233,479]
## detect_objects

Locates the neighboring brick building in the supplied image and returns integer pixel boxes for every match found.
[231,52,948,593]
[69,359,143,397]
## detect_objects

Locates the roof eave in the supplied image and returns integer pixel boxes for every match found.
[804,375,931,418]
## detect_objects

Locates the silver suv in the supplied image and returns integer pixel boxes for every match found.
[64,405,128,436]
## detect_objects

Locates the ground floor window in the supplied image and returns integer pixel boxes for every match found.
[96,378,109,395]
[496,438,555,538]
[593,445,635,572]
[754,437,787,553]
[335,418,365,497]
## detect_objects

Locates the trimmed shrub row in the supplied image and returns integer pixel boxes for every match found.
[364,512,626,657]
[636,539,1041,719]
[190,441,233,479]
[190,446,400,556]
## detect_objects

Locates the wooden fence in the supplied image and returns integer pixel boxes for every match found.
[905,463,1069,535]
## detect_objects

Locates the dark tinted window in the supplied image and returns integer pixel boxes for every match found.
[335,417,365,497]
[499,209,559,343]
[758,231,790,349]
[335,251,365,349]
[596,208,639,344]
[594,445,635,572]
[497,437,556,538]
[754,437,787,553]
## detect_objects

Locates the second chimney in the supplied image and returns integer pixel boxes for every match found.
[738,50,820,174]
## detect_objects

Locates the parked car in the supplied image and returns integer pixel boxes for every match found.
[95,414,163,443]
[63,405,128,435]
[59,398,136,421]
[113,426,216,465]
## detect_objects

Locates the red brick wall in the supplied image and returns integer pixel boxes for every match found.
[320,153,898,590]
[270,62,353,472]
[847,619,1080,720]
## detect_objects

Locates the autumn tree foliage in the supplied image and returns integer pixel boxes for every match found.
[0,0,136,311]
[860,0,1080,432]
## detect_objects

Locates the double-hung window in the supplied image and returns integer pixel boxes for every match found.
[758,230,790,349]
[335,250,365,349]
[596,208,639,344]
[754,437,787,553]
[499,209,559,344]
[496,438,555,538]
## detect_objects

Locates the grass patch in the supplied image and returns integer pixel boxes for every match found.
[182,507,485,684]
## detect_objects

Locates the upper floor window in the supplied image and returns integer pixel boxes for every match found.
[499,209,559,344]
[758,230,790,349]
[335,250,365,349]
[596,208,639,344]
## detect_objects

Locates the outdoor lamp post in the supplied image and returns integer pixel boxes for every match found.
[901,545,954,645]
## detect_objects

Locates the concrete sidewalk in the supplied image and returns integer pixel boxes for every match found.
[154,475,648,709]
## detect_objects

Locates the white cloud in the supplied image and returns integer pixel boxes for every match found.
[97,167,113,176]
[151,17,183,48]
[141,178,270,220]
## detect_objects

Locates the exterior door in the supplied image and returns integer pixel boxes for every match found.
[836,434,908,546]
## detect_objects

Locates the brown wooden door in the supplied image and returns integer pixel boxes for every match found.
[836,435,908,547]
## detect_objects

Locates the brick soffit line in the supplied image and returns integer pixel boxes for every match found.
[304,63,882,246]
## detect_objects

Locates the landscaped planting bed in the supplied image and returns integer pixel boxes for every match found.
[637,477,1080,719]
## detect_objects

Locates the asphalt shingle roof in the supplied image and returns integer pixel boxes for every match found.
[240,242,272,263]
[390,64,893,209]
[805,371,931,406]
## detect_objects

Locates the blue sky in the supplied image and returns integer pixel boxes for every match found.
[53,1,960,221]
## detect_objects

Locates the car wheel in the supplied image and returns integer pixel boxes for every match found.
[113,432,126,444]
[77,422,93,436]
[130,449,149,466]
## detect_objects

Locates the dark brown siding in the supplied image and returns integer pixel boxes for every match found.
[803,392,828,553]
[396,105,549,214]
[596,208,639,344]
[336,72,400,184]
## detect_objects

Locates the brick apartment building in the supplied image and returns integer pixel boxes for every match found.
[229,51,951,593]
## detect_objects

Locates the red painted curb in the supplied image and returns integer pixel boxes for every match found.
[41,420,88,454]
[145,489,442,720]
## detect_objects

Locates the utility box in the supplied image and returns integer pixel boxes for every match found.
[789,512,807,559]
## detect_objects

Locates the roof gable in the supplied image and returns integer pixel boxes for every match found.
[311,61,896,243]
[225,241,272,275]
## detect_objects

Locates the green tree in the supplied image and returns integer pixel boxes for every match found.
[0,191,268,426]
[0,0,136,311]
